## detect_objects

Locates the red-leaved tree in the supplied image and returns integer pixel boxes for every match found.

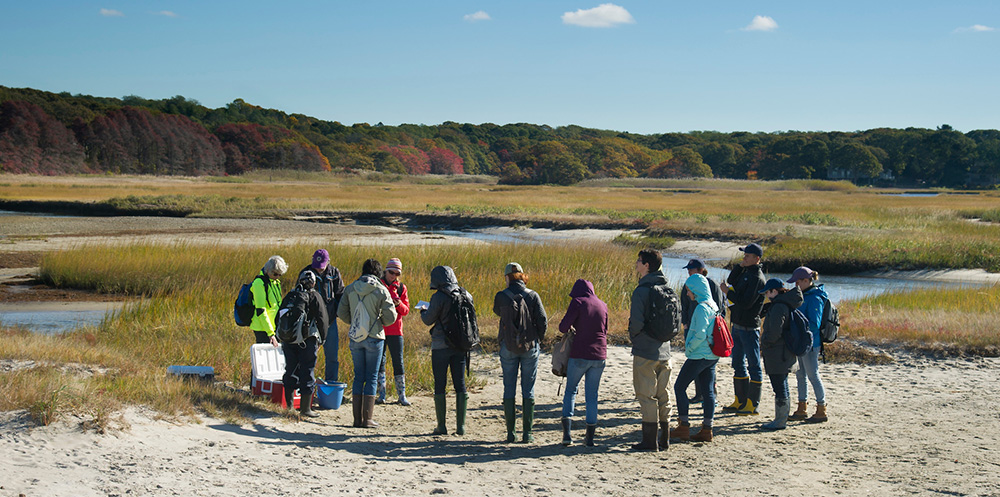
[0,101,87,174]
[382,145,430,175]
[427,147,464,175]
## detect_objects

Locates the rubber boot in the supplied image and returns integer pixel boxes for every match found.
[690,424,713,442]
[658,421,671,451]
[455,392,468,435]
[631,422,659,451]
[561,418,573,446]
[723,377,749,412]
[375,372,387,404]
[352,394,363,428]
[521,398,535,443]
[669,421,690,441]
[503,398,516,442]
[299,391,319,418]
[761,397,789,431]
[789,401,809,421]
[584,424,597,447]
[432,394,448,435]
[737,380,762,416]
[395,375,411,406]
[284,387,294,410]
[807,403,828,423]
[361,395,378,428]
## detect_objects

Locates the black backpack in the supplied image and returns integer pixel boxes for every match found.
[443,288,480,352]
[276,287,310,345]
[640,282,681,342]
[233,274,265,327]
[499,288,538,353]
[819,297,840,343]
[782,304,814,356]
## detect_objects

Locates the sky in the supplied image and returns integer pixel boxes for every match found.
[1,1,998,135]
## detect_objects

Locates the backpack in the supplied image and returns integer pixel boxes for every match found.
[233,274,265,327]
[443,288,480,352]
[276,287,310,345]
[819,297,840,343]
[346,294,372,343]
[499,288,537,353]
[640,282,681,342]
[710,314,734,357]
[782,304,814,356]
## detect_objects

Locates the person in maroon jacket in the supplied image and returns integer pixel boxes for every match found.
[376,258,411,406]
[558,279,609,447]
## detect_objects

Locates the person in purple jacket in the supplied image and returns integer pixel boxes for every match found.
[558,279,609,447]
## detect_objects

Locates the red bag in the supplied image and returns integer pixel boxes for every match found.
[710,314,734,357]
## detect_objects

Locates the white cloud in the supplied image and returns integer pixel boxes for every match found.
[562,3,635,28]
[742,15,778,32]
[463,11,491,22]
[100,8,124,17]
[155,10,178,18]
[954,24,995,33]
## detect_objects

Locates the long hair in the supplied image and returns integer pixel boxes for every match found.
[506,272,528,285]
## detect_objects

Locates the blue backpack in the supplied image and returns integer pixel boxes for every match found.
[782,304,814,356]
[233,275,265,327]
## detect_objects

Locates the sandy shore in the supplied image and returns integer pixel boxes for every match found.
[2,345,998,496]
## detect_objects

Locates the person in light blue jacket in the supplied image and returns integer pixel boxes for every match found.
[670,273,720,443]
[787,266,829,423]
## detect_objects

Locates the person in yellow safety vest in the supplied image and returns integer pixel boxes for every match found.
[251,255,288,348]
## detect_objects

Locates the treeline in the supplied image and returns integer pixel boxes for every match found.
[2,85,999,187]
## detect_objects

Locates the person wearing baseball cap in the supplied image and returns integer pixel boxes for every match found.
[758,277,803,431]
[298,249,345,383]
[786,266,830,424]
[493,261,548,443]
[719,243,767,416]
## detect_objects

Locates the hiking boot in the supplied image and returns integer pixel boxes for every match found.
[455,392,468,435]
[737,380,762,416]
[761,397,789,431]
[658,421,671,451]
[690,425,713,442]
[561,418,573,446]
[806,404,828,423]
[669,421,690,441]
[361,395,378,428]
[722,377,749,412]
[395,375,411,406]
[584,424,597,447]
[631,422,659,451]
[521,398,535,443]
[432,394,448,435]
[503,398,516,443]
[789,401,809,421]
[375,372,387,405]
[352,394,363,428]
[299,391,319,418]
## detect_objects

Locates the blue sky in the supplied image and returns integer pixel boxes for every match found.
[1,1,998,134]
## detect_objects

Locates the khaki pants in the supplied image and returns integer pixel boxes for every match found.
[633,356,673,423]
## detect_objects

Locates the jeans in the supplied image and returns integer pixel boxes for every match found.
[432,347,467,395]
[562,358,605,424]
[282,337,318,397]
[322,320,340,382]
[633,356,673,423]
[769,373,789,400]
[499,343,540,400]
[377,335,405,377]
[673,358,718,426]
[795,347,826,405]
[731,325,762,382]
[349,337,384,396]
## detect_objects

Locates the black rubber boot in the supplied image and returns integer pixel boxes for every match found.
[723,377,749,412]
[521,398,535,443]
[283,387,294,410]
[658,421,671,451]
[502,398,516,443]
[584,424,597,447]
[432,394,448,435]
[299,391,318,418]
[455,393,468,436]
[561,418,572,446]
[352,394,363,428]
[631,422,659,451]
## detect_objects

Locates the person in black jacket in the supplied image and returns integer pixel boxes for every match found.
[298,249,345,383]
[720,243,767,416]
[493,262,547,444]
[279,271,330,418]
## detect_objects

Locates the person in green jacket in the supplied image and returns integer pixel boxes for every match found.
[251,255,287,348]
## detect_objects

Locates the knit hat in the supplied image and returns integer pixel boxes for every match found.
[386,258,403,274]
[312,249,330,270]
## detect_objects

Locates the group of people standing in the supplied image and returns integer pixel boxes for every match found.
[245,243,828,448]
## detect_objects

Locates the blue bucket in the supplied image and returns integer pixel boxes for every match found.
[317,381,347,409]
